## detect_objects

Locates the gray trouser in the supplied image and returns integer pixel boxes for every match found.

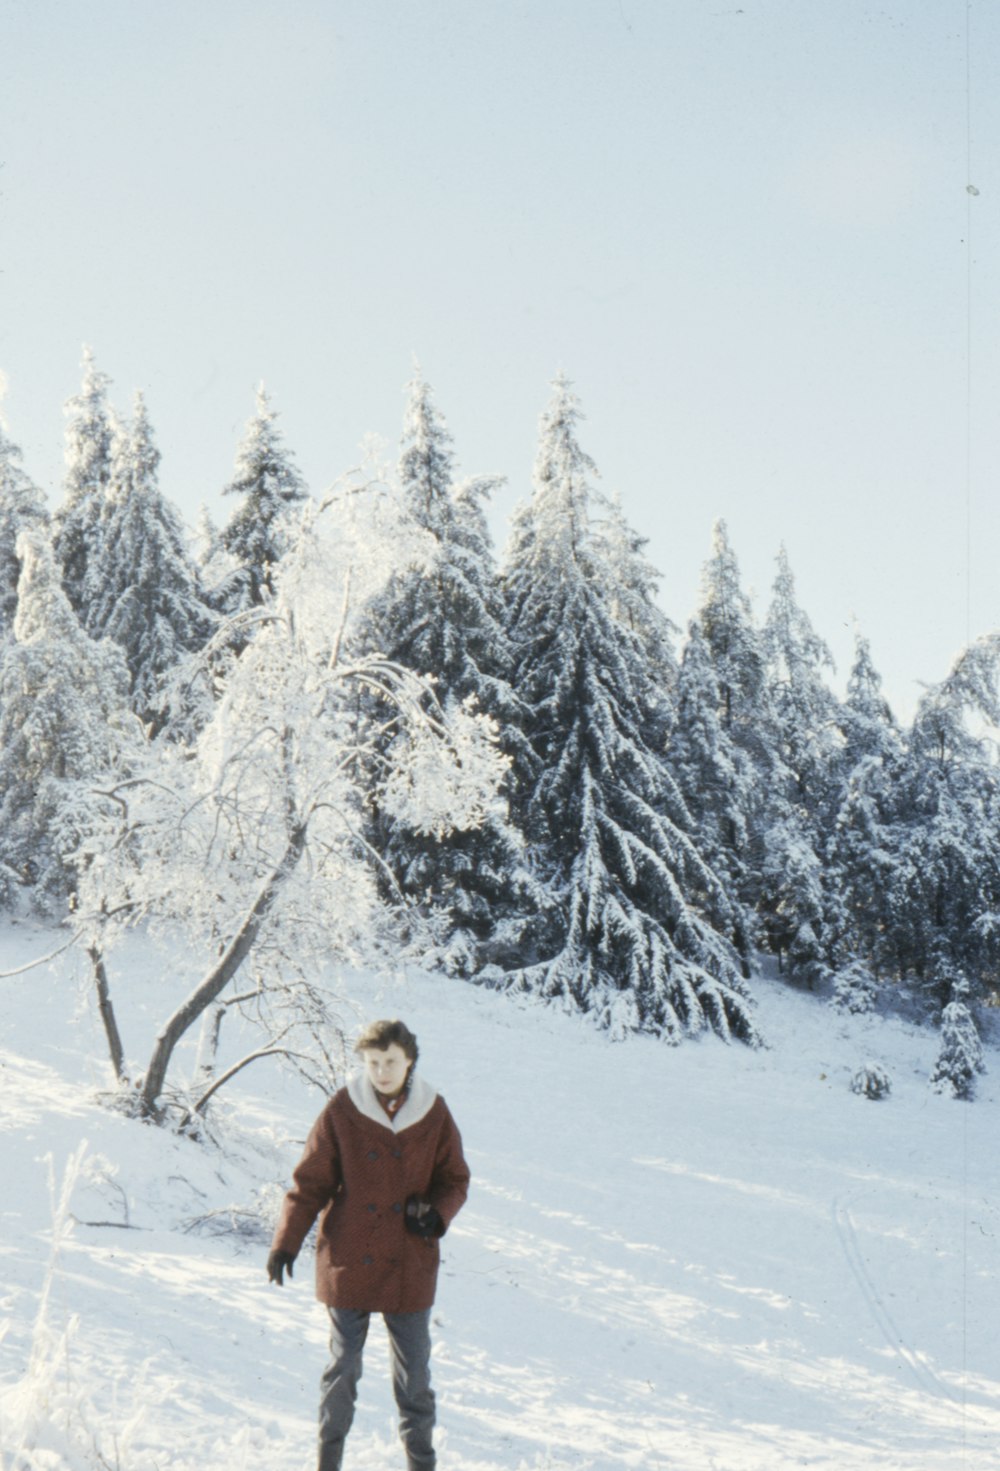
[318,1307,436,1471]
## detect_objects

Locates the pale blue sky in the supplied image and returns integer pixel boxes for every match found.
[1,0,997,720]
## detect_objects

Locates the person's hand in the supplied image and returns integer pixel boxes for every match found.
[405,1196,444,1238]
[267,1249,296,1285]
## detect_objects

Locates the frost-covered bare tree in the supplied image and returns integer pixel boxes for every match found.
[72,462,509,1122]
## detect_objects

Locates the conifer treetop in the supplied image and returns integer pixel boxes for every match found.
[399,367,457,532]
[61,346,114,510]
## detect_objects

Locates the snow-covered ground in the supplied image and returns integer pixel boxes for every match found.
[2,919,999,1471]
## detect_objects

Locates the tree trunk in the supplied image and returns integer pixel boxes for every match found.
[193,1001,226,1088]
[138,823,308,1119]
[89,945,126,1083]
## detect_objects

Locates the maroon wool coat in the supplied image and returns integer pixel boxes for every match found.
[271,1072,470,1314]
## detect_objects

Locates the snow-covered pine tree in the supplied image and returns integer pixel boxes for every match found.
[666,618,755,966]
[502,375,758,1043]
[86,392,216,733]
[52,347,114,620]
[594,490,678,748]
[756,545,842,982]
[0,419,48,638]
[359,369,538,974]
[930,980,986,1099]
[687,520,779,938]
[0,531,133,907]
[698,519,772,752]
[881,636,1000,1006]
[215,384,308,613]
[192,502,243,611]
[763,544,840,817]
[837,632,899,774]
[824,633,904,977]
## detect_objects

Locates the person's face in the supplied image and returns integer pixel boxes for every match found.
[363,1044,411,1097]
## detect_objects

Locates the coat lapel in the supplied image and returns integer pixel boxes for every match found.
[346,1071,438,1133]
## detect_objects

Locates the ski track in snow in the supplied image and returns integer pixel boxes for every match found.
[831,1192,955,1406]
[2,929,1000,1470]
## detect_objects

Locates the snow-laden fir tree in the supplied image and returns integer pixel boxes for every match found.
[824,633,904,980]
[880,636,1000,1006]
[85,392,216,733]
[683,520,779,939]
[0,418,48,638]
[930,980,986,1100]
[502,375,759,1042]
[836,632,899,775]
[666,618,755,968]
[358,369,539,973]
[52,347,114,619]
[191,502,240,595]
[698,519,772,752]
[0,531,133,907]
[762,545,840,818]
[215,384,308,612]
[756,545,842,982]
[593,490,678,748]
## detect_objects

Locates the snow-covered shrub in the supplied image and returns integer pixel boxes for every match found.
[831,961,878,1015]
[850,1062,891,1100]
[931,998,985,1100]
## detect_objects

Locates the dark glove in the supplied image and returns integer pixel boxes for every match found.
[405,1196,444,1239]
[267,1249,296,1285]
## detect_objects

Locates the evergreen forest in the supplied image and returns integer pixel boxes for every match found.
[1,351,996,1109]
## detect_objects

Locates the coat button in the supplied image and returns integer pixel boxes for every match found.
[392,1202,403,1213]
[362,1254,373,1266]
[367,1203,377,1213]
[367,1150,379,1161]
[392,1148,402,1159]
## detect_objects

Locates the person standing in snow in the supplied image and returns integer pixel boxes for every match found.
[267,1019,470,1471]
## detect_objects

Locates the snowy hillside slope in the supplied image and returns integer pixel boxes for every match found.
[1,920,999,1471]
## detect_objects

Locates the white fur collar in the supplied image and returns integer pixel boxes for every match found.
[346,1070,438,1133]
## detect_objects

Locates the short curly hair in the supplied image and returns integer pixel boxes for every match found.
[353,1018,419,1064]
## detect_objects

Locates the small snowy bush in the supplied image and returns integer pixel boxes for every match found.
[850,1062,891,1100]
[831,961,878,1015]
[931,998,985,1100]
